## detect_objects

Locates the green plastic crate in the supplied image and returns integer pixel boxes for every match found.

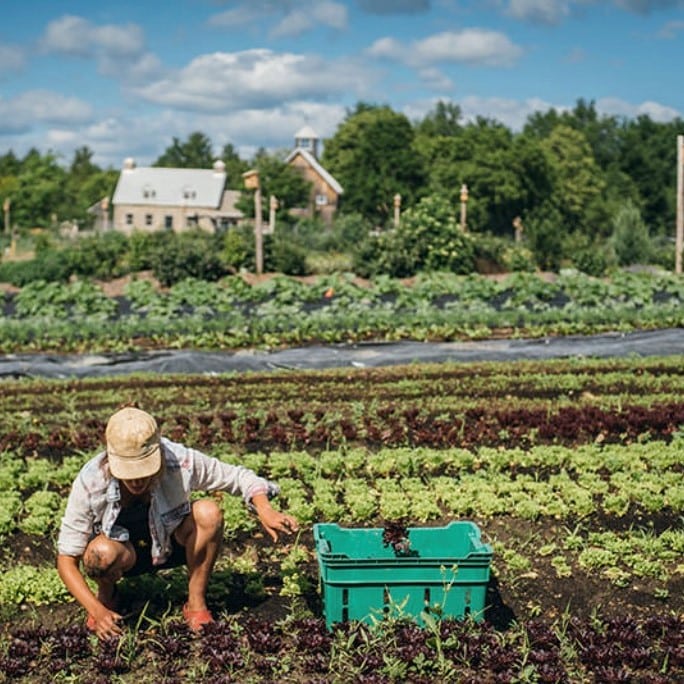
[313,521,493,629]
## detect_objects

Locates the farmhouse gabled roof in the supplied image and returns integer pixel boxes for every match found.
[112,163,227,208]
[285,147,344,195]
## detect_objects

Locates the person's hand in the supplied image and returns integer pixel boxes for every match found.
[253,499,299,542]
[90,605,123,640]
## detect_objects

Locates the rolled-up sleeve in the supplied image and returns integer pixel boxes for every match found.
[57,475,94,557]
[189,449,279,505]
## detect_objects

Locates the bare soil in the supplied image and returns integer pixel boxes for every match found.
[2,507,680,640]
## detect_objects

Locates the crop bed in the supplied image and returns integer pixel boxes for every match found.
[0,356,682,682]
[0,269,682,352]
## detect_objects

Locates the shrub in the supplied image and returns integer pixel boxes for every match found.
[221,227,252,272]
[525,202,564,272]
[305,251,354,274]
[272,237,310,276]
[329,212,372,251]
[125,230,170,272]
[471,233,535,273]
[353,194,476,277]
[150,231,228,286]
[65,232,129,280]
[649,235,676,271]
[610,200,652,266]
[561,232,612,276]
[0,251,71,285]
[502,244,536,273]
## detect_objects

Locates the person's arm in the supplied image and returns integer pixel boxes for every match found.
[251,492,299,542]
[56,554,122,640]
[180,443,298,539]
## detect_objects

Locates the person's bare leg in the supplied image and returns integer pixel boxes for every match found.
[174,499,224,612]
[82,534,136,604]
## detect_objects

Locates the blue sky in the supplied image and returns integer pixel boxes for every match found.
[1,0,683,169]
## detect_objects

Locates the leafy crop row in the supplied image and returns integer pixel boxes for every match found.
[2,612,681,683]
[0,356,682,681]
[0,270,682,352]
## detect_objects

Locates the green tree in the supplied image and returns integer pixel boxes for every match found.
[69,146,99,181]
[617,115,682,236]
[524,201,564,272]
[63,147,119,228]
[322,104,426,224]
[538,125,606,235]
[414,100,463,138]
[0,150,21,177]
[417,117,551,237]
[13,149,68,228]
[154,131,215,168]
[610,200,652,266]
[78,170,119,225]
[221,143,249,189]
[238,149,310,221]
[524,99,622,171]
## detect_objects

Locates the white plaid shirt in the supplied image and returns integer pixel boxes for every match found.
[57,437,277,565]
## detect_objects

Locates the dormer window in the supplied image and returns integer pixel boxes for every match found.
[143,185,156,199]
[182,188,197,200]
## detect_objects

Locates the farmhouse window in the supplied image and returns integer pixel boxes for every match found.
[125,213,133,225]
[164,215,173,230]
[145,214,153,226]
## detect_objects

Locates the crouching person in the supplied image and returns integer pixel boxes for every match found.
[56,406,298,640]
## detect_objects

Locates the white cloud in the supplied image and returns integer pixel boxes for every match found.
[596,97,681,122]
[369,30,524,67]
[418,67,454,91]
[207,2,278,28]
[271,2,347,36]
[658,19,684,37]
[100,52,166,84]
[27,100,349,169]
[42,15,145,57]
[208,0,347,36]
[504,0,684,24]
[367,37,404,59]
[219,101,347,149]
[505,0,571,24]
[135,49,371,112]
[0,91,93,134]
[460,95,559,130]
[405,94,681,133]
[0,44,26,75]
[402,95,559,131]
[40,14,161,84]
[614,0,684,14]
[357,0,430,13]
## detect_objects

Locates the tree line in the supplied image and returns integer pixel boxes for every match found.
[0,98,682,275]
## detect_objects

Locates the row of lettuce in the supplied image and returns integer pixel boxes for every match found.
[3,439,682,531]
[1,438,681,603]
[0,269,682,351]
[0,356,682,614]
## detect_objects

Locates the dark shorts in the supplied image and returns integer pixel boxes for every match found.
[115,498,188,577]
[124,534,187,577]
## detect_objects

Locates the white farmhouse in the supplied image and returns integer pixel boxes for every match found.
[111,158,243,234]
